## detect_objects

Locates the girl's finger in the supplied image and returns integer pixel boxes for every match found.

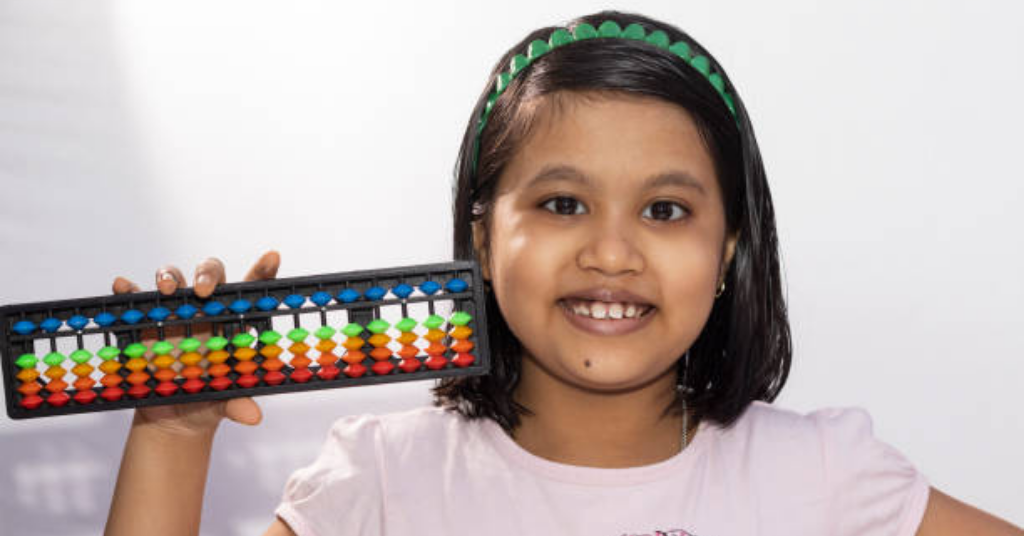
[223,397,262,426]
[112,276,141,294]
[192,257,226,298]
[155,265,188,295]
[243,250,281,282]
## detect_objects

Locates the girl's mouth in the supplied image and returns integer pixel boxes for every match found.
[557,299,657,336]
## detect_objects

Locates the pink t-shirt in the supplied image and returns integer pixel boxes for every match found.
[275,401,930,536]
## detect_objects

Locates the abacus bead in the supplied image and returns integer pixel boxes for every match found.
[256,296,279,311]
[121,310,144,324]
[342,338,365,351]
[259,330,283,345]
[287,328,309,343]
[124,343,147,359]
[311,291,332,306]
[397,332,418,345]
[205,336,229,351]
[424,329,445,342]
[148,307,171,322]
[69,349,92,364]
[176,304,198,319]
[179,338,202,353]
[449,326,473,340]
[229,300,251,314]
[395,317,417,332]
[315,326,337,340]
[71,363,93,377]
[449,311,473,326]
[40,317,62,333]
[12,320,36,335]
[43,352,66,366]
[100,374,124,387]
[99,360,122,374]
[232,333,255,347]
[366,319,390,334]
[392,284,413,299]
[418,281,441,295]
[152,341,175,355]
[289,342,310,355]
[368,334,390,347]
[47,391,71,407]
[98,346,120,360]
[202,301,226,316]
[16,368,39,382]
[260,345,283,359]
[341,323,364,337]
[19,395,43,409]
[337,288,361,303]
[178,352,201,366]
[67,315,89,331]
[423,315,445,330]
[94,312,116,327]
[15,354,37,369]
[283,294,306,309]
[365,287,387,301]
[451,340,475,353]
[445,278,468,293]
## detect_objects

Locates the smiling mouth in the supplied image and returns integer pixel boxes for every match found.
[557,299,656,321]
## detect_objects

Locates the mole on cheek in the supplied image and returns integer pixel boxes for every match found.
[584,359,592,368]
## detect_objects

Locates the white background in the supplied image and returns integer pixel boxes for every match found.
[0,1,1021,534]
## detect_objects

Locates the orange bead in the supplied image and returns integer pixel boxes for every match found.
[206,350,230,364]
[125,358,148,372]
[342,337,365,351]
[341,350,366,365]
[423,329,445,342]
[16,368,40,382]
[259,345,283,359]
[368,334,390,347]
[397,345,420,359]
[73,377,96,391]
[235,360,258,375]
[315,339,338,352]
[450,340,475,353]
[72,363,94,377]
[153,368,177,382]
[208,363,231,377]
[370,347,392,361]
[181,365,204,379]
[126,371,150,385]
[100,374,124,387]
[99,360,122,374]
[152,355,175,369]
[17,382,42,396]
[316,353,338,366]
[234,347,257,361]
[291,355,312,369]
[289,342,310,355]
[179,351,203,366]
[396,332,418,345]
[44,366,66,380]
[449,326,472,340]
[261,358,285,372]
[424,342,447,355]
[45,379,68,393]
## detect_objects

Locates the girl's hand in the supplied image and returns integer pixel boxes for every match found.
[110,250,281,438]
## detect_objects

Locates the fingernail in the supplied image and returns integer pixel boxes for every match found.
[197,273,211,289]
[159,271,174,281]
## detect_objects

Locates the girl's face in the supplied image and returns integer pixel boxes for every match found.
[475,92,737,397]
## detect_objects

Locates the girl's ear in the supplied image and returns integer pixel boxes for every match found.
[471,221,492,281]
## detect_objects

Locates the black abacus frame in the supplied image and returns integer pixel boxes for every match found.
[0,260,490,420]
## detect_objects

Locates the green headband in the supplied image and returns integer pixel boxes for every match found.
[472,20,738,175]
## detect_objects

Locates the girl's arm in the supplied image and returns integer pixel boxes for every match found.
[916,486,1022,535]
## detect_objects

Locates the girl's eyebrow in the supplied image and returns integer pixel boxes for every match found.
[526,164,707,197]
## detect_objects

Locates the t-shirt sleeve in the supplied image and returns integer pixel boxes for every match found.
[813,407,931,536]
[274,414,385,536]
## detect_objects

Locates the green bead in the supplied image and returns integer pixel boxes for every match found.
[449,311,473,327]
[287,328,309,343]
[622,23,645,40]
[573,23,598,40]
[342,323,364,337]
[124,343,147,359]
[314,326,337,340]
[366,319,390,334]
[708,73,725,93]
[598,20,622,38]
[395,317,417,333]
[15,354,37,369]
[98,346,120,360]
[509,54,529,75]
[669,41,692,60]
[231,333,255,348]
[152,341,175,355]
[645,30,670,49]
[259,330,283,345]
[527,39,550,59]
[549,28,574,47]
[496,72,512,93]
[70,349,92,364]
[43,352,66,366]
[205,336,228,351]
[690,55,711,76]
[423,314,445,330]
[179,338,202,353]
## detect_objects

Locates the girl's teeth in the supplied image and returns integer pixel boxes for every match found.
[564,300,650,320]
[625,304,637,318]
[591,302,608,319]
[573,303,591,317]
[608,303,623,319]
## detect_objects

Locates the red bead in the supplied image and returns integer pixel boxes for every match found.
[182,378,205,393]
[263,370,286,385]
[343,363,367,378]
[290,368,313,383]
[127,384,151,399]
[19,395,44,410]
[155,382,179,397]
[46,391,71,407]
[209,376,232,391]
[425,355,448,370]
[73,390,98,405]
[100,387,125,401]
[317,365,340,381]
[399,358,421,373]
[371,361,394,376]
[235,374,259,389]
[452,353,475,368]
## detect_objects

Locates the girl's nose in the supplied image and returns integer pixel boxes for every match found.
[576,216,645,276]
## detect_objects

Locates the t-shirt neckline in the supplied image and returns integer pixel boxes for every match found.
[479,415,714,487]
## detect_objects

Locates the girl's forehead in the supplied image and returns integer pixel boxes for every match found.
[499,92,719,196]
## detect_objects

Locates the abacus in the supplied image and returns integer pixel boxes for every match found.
[1,260,489,420]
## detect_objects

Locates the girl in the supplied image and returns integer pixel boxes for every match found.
[104,10,1021,536]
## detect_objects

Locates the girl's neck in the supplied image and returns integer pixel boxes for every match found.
[510,354,697,469]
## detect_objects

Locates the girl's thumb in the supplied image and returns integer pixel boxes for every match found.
[224,397,263,426]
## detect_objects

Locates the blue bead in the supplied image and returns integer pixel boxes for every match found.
[337,288,361,303]
[419,281,441,295]
[445,278,468,293]
[67,315,89,331]
[12,320,36,335]
[94,312,116,327]
[256,296,279,311]
[365,286,387,301]
[121,309,144,324]
[175,304,198,320]
[229,299,251,314]
[148,307,171,322]
[283,294,306,309]
[202,301,226,316]
[310,291,333,306]
[392,284,413,299]
[40,317,63,333]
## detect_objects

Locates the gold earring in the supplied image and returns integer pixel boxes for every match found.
[715,279,726,298]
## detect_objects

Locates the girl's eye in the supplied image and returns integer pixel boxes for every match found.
[540,196,587,216]
[642,200,689,222]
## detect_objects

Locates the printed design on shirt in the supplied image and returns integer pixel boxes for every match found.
[620,530,698,536]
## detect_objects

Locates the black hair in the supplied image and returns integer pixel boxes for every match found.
[433,10,791,433]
